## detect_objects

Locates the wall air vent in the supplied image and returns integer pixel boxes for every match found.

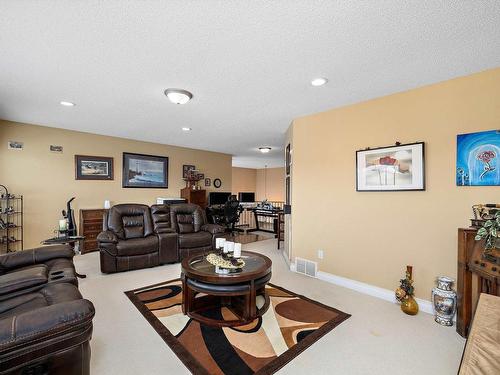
[294,257,317,278]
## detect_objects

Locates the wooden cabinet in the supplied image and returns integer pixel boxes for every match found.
[180,188,207,208]
[457,227,500,337]
[79,209,107,254]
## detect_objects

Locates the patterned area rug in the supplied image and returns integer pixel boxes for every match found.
[125,279,350,375]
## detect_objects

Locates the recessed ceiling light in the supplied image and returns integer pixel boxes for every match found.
[164,88,193,104]
[259,147,272,153]
[311,77,328,87]
[60,101,75,106]
[182,127,192,131]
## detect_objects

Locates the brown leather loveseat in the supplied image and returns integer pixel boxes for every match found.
[98,203,179,273]
[170,203,225,260]
[0,245,95,375]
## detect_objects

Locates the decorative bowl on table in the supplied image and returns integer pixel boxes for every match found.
[206,253,245,270]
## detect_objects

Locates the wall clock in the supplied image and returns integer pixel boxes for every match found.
[213,178,222,188]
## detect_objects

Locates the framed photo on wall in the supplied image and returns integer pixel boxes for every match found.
[75,155,114,180]
[122,152,168,188]
[182,165,195,178]
[356,142,425,191]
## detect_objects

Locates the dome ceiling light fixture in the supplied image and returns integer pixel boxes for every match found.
[60,101,75,106]
[164,88,193,104]
[259,147,272,153]
[311,77,328,87]
[182,127,192,131]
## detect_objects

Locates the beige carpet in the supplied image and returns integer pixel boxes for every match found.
[75,238,465,374]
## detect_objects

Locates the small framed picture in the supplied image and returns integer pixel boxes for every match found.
[75,155,114,180]
[8,141,23,150]
[356,142,425,191]
[50,145,63,153]
[123,152,168,188]
[183,165,195,178]
[197,173,204,180]
[205,178,211,187]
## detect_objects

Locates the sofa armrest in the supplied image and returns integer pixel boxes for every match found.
[0,299,95,353]
[97,231,118,244]
[201,224,225,235]
[0,245,74,273]
[157,231,179,263]
[97,231,118,257]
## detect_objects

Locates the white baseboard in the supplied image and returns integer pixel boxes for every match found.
[290,262,434,315]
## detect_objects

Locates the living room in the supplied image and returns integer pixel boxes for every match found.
[1,2,499,375]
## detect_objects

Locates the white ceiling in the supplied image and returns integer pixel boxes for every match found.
[1,1,499,168]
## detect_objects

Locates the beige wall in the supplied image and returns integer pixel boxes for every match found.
[0,121,232,248]
[232,166,285,202]
[256,167,285,202]
[290,68,500,300]
[231,167,256,196]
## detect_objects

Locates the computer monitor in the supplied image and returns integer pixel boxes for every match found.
[238,192,255,203]
[208,192,231,205]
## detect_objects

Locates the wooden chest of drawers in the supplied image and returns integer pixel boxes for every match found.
[180,187,207,209]
[79,209,107,254]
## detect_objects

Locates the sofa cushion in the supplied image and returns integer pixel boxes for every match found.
[170,204,205,233]
[122,214,145,239]
[0,283,82,319]
[178,231,212,249]
[0,265,48,298]
[176,214,195,233]
[107,204,153,239]
[151,204,172,233]
[116,236,159,256]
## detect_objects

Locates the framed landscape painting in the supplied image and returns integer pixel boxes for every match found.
[122,152,168,188]
[356,142,425,191]
[75,155,114,180]
[456,130,500,186]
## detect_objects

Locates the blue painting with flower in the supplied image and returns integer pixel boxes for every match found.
[456,130,500,186]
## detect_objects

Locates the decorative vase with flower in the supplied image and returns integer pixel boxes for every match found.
[431,276,457,326]
[395,265,419,315]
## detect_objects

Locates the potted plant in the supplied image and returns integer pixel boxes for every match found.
[474,210,500,261]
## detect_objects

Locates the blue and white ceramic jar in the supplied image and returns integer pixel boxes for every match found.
[431,276,457,326]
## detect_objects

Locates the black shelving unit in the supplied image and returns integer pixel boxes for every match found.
[0,184,23,253]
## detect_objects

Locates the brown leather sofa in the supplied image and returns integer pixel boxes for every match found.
[0,245,94,375]
[98,203,179,273]
[170,203,225,260]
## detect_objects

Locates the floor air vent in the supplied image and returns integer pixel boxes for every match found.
[294,257,317,278]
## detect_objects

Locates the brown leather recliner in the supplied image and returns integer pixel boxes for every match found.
[98,204,178,273]
[170,203,225,260]
[0,245,94,375]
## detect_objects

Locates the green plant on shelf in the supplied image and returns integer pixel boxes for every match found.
[475,211,500,255]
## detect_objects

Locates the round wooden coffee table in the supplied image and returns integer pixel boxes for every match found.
[181,251,272,327]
